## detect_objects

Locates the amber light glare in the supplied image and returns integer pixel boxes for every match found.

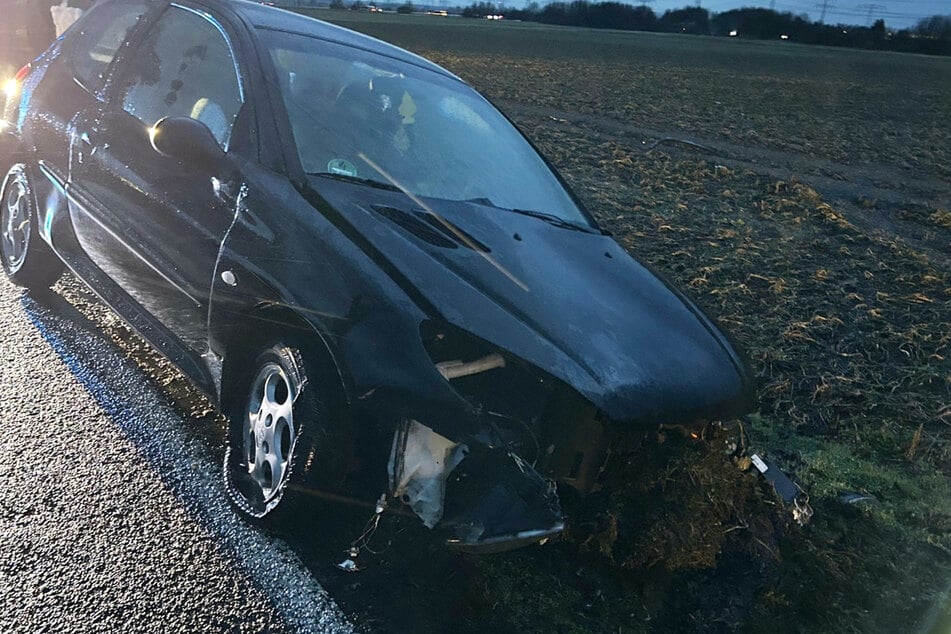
[2,78,17,99]
[5,64,31,100]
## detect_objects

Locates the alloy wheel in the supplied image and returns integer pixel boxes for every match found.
[243,362,297,504]
[1,169,31,272]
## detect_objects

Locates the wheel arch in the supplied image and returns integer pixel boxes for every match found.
[217,302,350,415]
[0,132,26,175]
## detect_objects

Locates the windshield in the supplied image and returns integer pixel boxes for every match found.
[261,29,588,225]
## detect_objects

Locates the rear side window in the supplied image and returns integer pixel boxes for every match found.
[69,0,151,93]
[117,6,244,149]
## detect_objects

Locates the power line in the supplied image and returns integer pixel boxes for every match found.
[816,0,833,23]
[857,3,887,24]
[826,8,923,19]
[771,0,927,20]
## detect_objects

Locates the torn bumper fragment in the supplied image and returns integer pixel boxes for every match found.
[388,419,467,528]
[389,420,564,552]
[441,445,564,553]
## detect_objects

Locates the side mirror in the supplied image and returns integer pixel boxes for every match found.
[149,116,225,171]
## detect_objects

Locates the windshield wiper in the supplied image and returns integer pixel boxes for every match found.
[311,172,401,192]
[462,198,596,233]
[509,208,597,233]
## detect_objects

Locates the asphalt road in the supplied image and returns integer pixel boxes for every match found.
[0,274,353,633]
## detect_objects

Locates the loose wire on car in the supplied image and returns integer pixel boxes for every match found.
[335,493,389,572]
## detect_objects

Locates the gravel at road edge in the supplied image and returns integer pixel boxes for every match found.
[0,279,353,633]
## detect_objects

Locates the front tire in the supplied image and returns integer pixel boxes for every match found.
[224,343,326,519]
[0,163,64,289]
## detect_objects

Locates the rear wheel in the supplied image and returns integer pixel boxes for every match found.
[224,342,337,519]
[0,163,64,289]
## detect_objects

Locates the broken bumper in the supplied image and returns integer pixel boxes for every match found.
[389,420,565,553]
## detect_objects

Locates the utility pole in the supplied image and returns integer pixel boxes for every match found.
[769,0,776,10]
[816,0,833,24]
[857,3,886,25]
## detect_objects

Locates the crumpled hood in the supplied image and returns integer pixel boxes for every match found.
[313,178,754,425]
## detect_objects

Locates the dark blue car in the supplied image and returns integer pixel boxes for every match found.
[0,0,753,552]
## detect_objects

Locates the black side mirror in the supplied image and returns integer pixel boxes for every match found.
[149,116,225,171]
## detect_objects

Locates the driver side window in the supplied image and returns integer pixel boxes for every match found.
[117,6,243,149]
[69,0,152,94]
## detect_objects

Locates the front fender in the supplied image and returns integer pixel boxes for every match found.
[0,130,24,171]
[207,168,479,438]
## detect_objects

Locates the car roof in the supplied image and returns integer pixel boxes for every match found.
[214,0,460,82]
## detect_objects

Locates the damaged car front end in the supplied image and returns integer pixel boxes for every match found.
[310,191,757,551]
[361,291,753,553]
[301,166,755,550]
[353,238,755,552]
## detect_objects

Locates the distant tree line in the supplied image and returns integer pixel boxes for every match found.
[460,3,951,56]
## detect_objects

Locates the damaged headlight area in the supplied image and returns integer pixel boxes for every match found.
[419,321,612,493]
[380,322,615,552]
[388,420,564,553]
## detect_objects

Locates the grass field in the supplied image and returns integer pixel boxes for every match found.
[312,11,951,180]
[293,11,951,633]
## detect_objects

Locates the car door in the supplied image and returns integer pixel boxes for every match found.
[21,0,152,243]
[68,3,248,353]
